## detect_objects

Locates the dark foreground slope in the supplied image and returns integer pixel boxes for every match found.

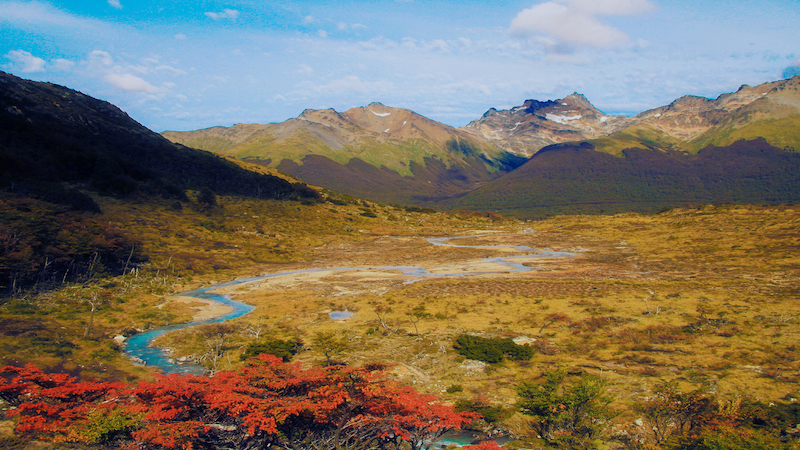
[446,139,800,219]
[0,71,314,206]
[0,71,317,294]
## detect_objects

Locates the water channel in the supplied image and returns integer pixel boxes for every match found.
[124,234,574,374]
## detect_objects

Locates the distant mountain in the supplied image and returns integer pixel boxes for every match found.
[165,78,800,213]
[589,78,800,155]
[460,93,629,157]
[163,103,526,206]
[461,78,800,157]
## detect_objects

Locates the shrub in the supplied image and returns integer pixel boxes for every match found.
[446,384,464,393]
[453,334,534,364]
[240,338,302,362]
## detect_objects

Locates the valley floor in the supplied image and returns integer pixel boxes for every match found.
[151,204,800,445]
[2,200,799,448]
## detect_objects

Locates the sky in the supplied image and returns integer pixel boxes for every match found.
[1,0,799,132]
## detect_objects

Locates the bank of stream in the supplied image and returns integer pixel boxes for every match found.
[124,234,574,374]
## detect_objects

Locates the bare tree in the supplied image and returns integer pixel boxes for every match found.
[406,305,430,336]
[197,323,235,375]
[83,291,111,338]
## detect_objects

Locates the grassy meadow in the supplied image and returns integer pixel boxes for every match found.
[1,194,799,447]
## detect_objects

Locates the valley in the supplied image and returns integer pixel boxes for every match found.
[5,193,798,449]
[1,70,800,449]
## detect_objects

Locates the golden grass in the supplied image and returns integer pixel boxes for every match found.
[2,199,799,444]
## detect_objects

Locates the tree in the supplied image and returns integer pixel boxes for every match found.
[2,357,480,450]
[539,313,569,336]
[517,368,613,449]
[240,337,301,362]
[407,305,430,336]
[195,323,236,375]
[453,334,534,364]
[312,330,349,366]
[634,381,715,446]
[128,355,480,450]
[197,187,217,208]
[83,290,112,338]
[0,364,128,444]
[372,302,399,334]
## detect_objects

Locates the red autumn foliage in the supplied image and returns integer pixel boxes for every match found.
[463,441,504,450]
[0,364,126,443]
[0,355,479,450]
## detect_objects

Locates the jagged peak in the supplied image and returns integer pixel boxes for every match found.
[564,92,588,101]
[562,92,599,112]
[298,107,339,118]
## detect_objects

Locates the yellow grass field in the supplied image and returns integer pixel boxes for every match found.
[2,198,798,447]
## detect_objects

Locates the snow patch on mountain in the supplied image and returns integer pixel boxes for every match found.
[368,106,391,117]
[545,113,582,124]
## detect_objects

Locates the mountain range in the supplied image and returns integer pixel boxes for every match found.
[0,69,797,220]
[1,70,799,291]
[164,77,800,216]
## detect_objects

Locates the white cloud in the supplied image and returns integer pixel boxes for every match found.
[108,0,122,10]
[0,1,117,37]
[337,22,367,32]
[52,58,75,71]
[6,50,46,72]
[155,65,187,76]
[297,64,314,75]
[174,33,187,40]
[88,50,114,68]
[105,73,161,93]
[510,0,653,52]
[205,9,239,20]
[303,15,316,25]
[318,30,328,38]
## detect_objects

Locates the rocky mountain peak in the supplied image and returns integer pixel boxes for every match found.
[461,92,626,157]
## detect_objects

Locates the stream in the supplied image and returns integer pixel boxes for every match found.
[124,234,574,374]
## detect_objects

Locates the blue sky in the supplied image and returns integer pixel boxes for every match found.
[2,0,798,132]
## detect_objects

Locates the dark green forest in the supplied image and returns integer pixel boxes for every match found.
[447,139,800,218]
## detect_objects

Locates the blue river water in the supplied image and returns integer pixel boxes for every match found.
[124,234,573,375]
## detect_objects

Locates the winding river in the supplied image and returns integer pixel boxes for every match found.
[124,234,574,374]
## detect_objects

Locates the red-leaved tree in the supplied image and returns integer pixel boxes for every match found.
[1,356,478,450]
[0,364,127,443]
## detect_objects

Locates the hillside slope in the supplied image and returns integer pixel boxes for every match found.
[0,71,317,294]
[0,71,318,205]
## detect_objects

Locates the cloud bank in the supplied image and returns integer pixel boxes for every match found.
[6,50,46,72]
[510,0,653,52]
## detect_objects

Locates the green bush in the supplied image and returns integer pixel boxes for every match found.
[453,334,534,363]
[240,338,302,362]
